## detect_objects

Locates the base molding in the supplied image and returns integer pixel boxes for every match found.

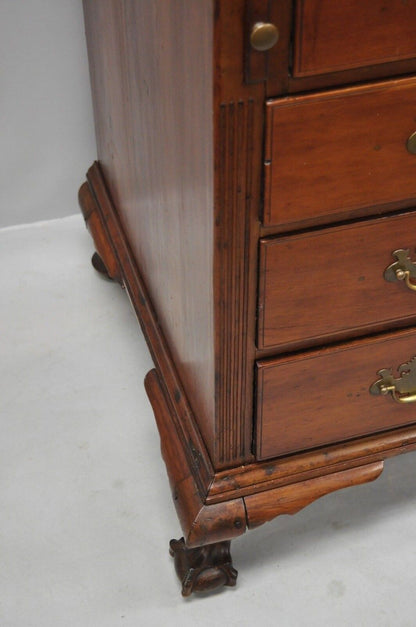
[145,367,385,541]
[245,462,384,528]
[79,162,414,551]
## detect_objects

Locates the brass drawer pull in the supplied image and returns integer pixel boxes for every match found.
[250,23,279,52]
[384,249,416,291]
[370,357,416,404]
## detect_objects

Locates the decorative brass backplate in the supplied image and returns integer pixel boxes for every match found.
[384,249,416,291]
[370,356,416,403]
[407,131,416,155]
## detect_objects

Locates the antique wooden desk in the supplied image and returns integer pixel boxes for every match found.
[79,0,416,595]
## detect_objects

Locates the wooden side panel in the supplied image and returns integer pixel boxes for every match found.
[264,77,416,229]
[258,212,416,350]
[83,1,216,455]
[294,0,416,77]
[256,328,416,460]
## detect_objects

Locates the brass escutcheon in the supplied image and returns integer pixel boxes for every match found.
[370,356,416,404]
[383,249,416,292]
[250,22,279,52]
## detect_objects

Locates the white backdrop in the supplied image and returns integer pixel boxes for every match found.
[0,1,96,227]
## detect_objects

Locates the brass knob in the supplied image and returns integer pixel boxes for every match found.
[250,22,279,52]
[407,131,416,155]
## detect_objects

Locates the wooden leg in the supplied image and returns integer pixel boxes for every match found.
[78,178,122,283]
[91,251,113,280]
[169,538,238,597]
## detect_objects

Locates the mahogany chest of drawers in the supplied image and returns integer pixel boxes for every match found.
[79,0,416,595]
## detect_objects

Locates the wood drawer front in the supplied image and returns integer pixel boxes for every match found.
[258,212,416,351]
[256,329,416,460]
[293,0,416,78]
[264,78,416,230]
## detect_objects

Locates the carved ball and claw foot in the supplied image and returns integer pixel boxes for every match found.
[169,538,238,597]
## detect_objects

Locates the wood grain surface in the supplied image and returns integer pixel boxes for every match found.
[83,0,217,456]
[244,0,292,89]
[208,424,416,503]
[264,77,416,229]
[245,462,384,527]
[258,211,416,350]
[294,0,416,77]
[145,369,247,548]
[81,0,416,558]
[257,328,416,460]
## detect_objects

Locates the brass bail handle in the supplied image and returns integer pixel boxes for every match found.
[394,268,416,292]
[384,249,416,292]
[370,357,416,404]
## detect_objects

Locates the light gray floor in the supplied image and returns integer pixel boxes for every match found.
[2,215,416,626]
